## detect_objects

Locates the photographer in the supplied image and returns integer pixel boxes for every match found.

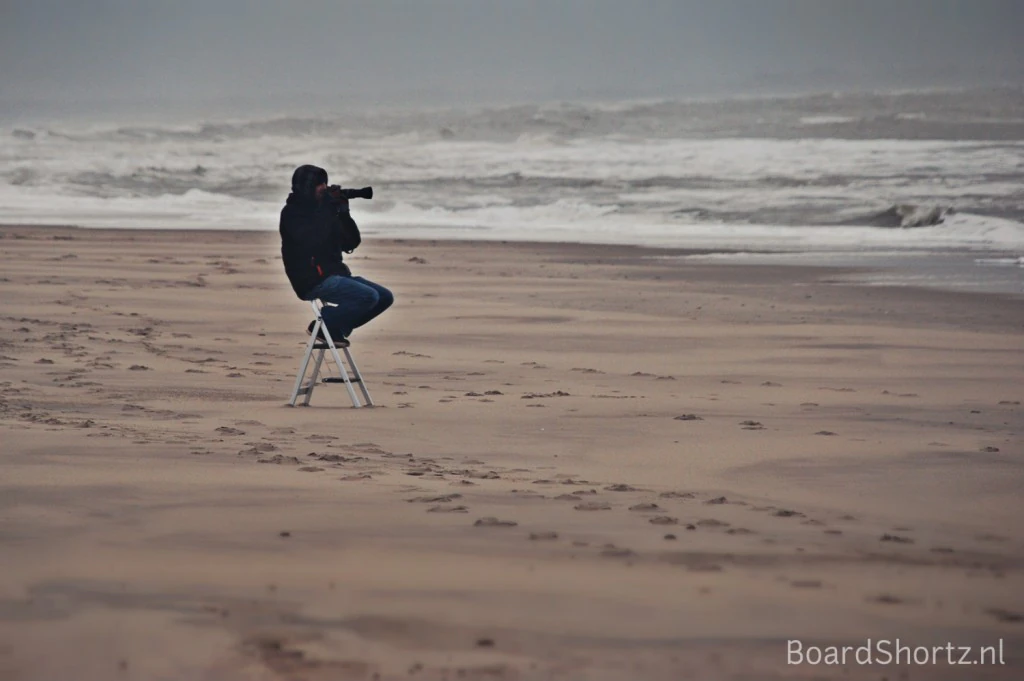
[279,164,393,345]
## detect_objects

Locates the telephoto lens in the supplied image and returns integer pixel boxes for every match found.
[340,186,373,200]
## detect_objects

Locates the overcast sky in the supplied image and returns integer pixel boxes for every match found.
[2,0,1022,113]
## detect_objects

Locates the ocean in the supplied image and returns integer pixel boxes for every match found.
[2,87,1022,294]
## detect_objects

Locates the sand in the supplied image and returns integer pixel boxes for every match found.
[0,225,1022,680]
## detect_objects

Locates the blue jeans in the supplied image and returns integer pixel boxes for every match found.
[305,275,394,339]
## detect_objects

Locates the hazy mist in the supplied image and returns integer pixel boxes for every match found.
[2,0,1022,116]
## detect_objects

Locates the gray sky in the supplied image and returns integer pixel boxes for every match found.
[2,0,1022,112]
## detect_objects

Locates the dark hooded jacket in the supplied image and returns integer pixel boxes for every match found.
[279,165,361,299]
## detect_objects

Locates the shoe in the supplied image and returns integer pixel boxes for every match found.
[306,320,350,347]
[306,320,325,341]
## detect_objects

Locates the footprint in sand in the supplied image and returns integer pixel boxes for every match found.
[529,531,559,541]
[428,505,469,513]
[257,455,301,465]
[574,502,612,511]
[880,533,914,544]
[407,494,462,503]
[473,517,518,527]
[310,453,367,464]
[629,503,662,512]
[306,434,338,442]
[649,516,679,526]
[604,484,641,492]
[238,443,277,457]
[522,391,570,399]
[509,489,546,499]
[601,546,636,558]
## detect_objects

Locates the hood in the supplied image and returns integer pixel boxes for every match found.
[290,164,328,200]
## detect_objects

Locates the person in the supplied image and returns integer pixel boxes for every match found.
[279,164,393,346]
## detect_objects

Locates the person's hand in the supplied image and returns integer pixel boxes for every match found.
[324,185,349,209]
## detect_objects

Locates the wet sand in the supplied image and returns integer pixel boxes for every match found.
[1,225,1022,680]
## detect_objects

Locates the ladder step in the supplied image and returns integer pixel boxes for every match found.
[323,377,362,384]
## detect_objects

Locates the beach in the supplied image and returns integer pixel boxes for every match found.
[1,224,1022,680]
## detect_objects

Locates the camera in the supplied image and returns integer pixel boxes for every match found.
[327,185,373,201]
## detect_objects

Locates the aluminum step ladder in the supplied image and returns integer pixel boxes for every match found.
[289,300,373,407]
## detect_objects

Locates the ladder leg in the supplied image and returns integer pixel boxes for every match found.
[289,334,319,406]
[320,324,361,408]
[303,348,326,406]
[327,345,361,407]
[343,347,374,406]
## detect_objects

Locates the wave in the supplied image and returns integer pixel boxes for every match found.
[3,89,1023,256]
[9,85,1023,145]
[975,256,1024,267]
[854,204,955,228]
